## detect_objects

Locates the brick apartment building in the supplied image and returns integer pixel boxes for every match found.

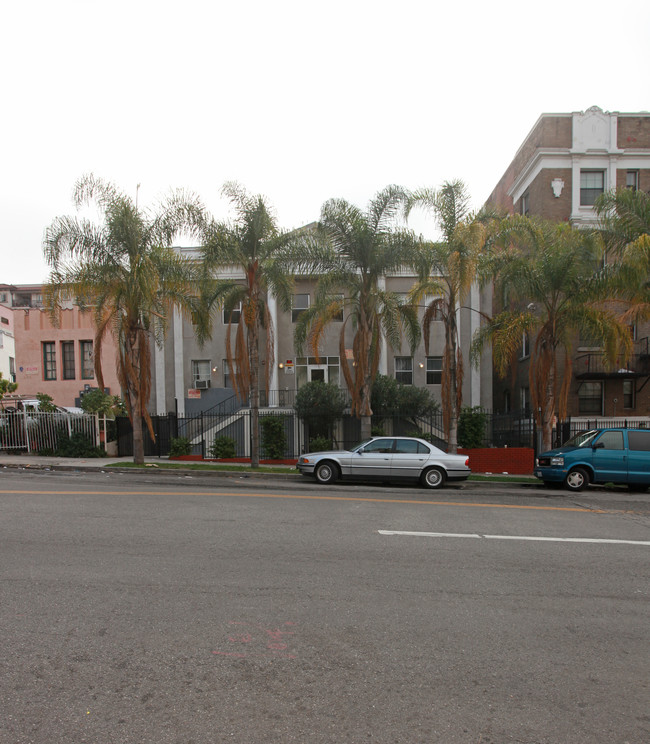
[487,106,650,421]
[0,284,119,407]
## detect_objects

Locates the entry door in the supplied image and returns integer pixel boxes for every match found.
[308,365,327,383]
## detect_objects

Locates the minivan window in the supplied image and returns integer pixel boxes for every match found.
[596,431,624,450]
[628,430,650,451]
[564,430,599,448]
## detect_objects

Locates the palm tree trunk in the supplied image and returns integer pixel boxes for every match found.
[249,324,260,468]
[132,397,145,464]
[446,317,459,454]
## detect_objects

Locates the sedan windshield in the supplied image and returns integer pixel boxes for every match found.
[563,430,600,448]
[349,439,374,453]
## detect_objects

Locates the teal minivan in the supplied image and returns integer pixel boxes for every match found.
[534,428,650,492]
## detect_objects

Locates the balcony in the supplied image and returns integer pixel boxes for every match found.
[574,338,650,379]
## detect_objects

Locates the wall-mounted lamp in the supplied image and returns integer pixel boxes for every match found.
[212,366,218,372]
[419,362,425,369]
[278,362,284,369]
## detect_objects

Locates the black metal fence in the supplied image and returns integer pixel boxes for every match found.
[116,408,554,458]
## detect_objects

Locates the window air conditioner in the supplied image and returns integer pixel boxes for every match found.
[196,380,211,389]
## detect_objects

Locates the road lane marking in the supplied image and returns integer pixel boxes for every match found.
[378,530,650,546]
[0,489,605,512]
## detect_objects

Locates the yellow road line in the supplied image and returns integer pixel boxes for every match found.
[0,489,605,512]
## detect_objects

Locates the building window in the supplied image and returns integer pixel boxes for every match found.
[521,333,530,359]
[332,294,344,322]
[80,341,94,379]
[43,342,56,380]
[426,356,442,385]
[520,192,530,216]
[0,316,8,324]
[223,301,241,325]
[223,359,236,389]
[578,381,603,415]
[623,379,634,409]
[580,170,605,206]
[520,386,530,417]
[423,295,443,321]
[61,341,75,380]
[626,170,639,191]
[292,294,310,323]
[395,356,413,385]
[192,360,211,389]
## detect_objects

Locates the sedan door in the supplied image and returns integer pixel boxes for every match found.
[391,438,430,480]
[349,439,394,479]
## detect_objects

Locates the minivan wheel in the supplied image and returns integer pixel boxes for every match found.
[421,467,445,489]
[564,467,589,492]
[315,461,338,485]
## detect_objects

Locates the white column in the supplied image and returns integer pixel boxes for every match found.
[173,307,185,417]
[154,339,166,415]
[378,275,388,375]
[469,282,481,406]
[268,293,279,405]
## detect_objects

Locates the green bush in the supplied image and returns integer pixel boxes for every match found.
[295,381,347,440]
[309,435,332,452]
[210,435,237,459]
[457,406,488,449]
[169,436,192,457]
[46,432,104,458]
[261,416,286,460]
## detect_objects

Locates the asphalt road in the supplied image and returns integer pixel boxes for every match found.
[1,469,649,744]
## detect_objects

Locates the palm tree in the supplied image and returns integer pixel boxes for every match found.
[43,174,205,464]
[200,183,294,468]
[595,188,650,322]
[471,216,633,452]
[287,185,420,440]
[404,180,492,453]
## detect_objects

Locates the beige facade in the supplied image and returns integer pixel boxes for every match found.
[153,260,492,418]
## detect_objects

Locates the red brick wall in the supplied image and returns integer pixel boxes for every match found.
[458,447,535,475]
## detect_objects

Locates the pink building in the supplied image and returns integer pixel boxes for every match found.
[1,284,120,407]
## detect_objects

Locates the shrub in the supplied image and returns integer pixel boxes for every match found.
[309,435,332,452]
[210,436,237,459]
[457,406,488,449]
[295,381,347,440]
[169,436,192,457]
[260,416,286,460]
[48,432,104,458]
[371,374,439,426]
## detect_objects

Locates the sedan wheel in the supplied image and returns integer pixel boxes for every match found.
[315,461,338,485]
[421,467,445,489]
[564,467,589,492]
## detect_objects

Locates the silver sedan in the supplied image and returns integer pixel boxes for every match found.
[296,436,470,489]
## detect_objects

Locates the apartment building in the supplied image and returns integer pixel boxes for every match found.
[487,106,650,419]
[0,284,119,407]
[151,260,493,418]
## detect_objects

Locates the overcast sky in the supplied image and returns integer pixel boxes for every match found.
[2,0,649,285]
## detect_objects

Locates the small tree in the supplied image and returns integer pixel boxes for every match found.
[260,416,287,460]
[34,393,57,412]
[0,373,18,403]
[295,381,347,445]
[457,406,487,449]
[371,374,439,431]
[81,388,118,416]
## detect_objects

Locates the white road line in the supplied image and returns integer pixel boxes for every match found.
[377,530,650,546]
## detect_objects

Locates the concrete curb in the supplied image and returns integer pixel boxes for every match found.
[0,457,540,489]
